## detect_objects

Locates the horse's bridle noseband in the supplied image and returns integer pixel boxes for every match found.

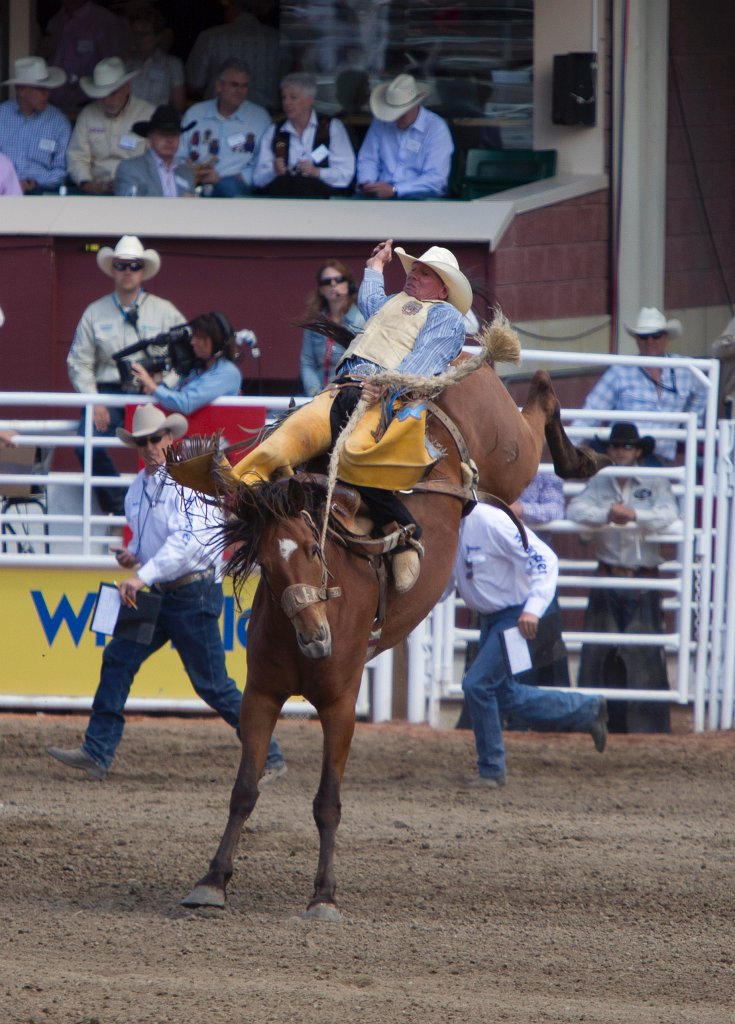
[278,510,342,620]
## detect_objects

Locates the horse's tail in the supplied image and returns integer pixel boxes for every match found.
[473,308,522,366]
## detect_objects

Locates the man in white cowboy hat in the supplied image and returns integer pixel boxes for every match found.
[0,57,71,194]
[67,235,185,515]
[46,404,287,783]
[114,104,196,196]
[567,421,680,733]
[66,57,155,194]
[197,238,472,593]
[356,72,453,199]
[574,305,708,464]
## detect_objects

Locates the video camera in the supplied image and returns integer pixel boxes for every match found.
[113,323,197,393]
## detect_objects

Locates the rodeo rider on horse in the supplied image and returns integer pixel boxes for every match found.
[231,239,471,591]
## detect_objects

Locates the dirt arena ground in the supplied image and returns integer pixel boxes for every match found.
[1,711,734,1024]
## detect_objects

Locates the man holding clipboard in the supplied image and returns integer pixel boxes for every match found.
[450,503,608,788]
[46,406,286,782]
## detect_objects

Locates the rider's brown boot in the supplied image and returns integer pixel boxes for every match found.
[392,548,421,593]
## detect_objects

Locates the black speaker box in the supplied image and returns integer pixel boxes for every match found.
[552,52,597,126]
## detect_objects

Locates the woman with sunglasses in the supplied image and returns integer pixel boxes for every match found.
[299,258,365,397]
[131,311,243,414]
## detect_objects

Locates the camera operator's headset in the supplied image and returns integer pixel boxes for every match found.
[208,311,234,356]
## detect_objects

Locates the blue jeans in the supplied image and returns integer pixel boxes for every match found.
[83,578,283,770]
[74,386,126,515]
[462,602,600,780]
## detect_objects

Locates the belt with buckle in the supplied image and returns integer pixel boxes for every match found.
[154,567,215,592]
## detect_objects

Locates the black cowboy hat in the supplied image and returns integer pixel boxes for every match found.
[133,104,195,137]
[599,421,656,457]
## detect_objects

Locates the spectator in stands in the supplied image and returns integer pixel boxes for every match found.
[177,58,270,197]
[356,73,454,199]
[126,8,185,112]
[0,57,71,194]
[0,153,22,195]
[131,311,244,413]
[185,0,282,112]
[114,104,195,196]
[449,501,608,787]
[574,306,708,465]
[42,0,130,119]
[299,259,365,397]
[67,235,186,515]
[567,422,680,733]
[253,72,355,198]
[67,57,154,195]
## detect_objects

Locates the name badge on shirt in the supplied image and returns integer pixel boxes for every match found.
[405,138,422,153]
[38,138,57,153]
[119,134,139,151]
[310,143,329,164]
[227,131,246,150]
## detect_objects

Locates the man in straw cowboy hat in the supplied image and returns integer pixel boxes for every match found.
[67,235,185,515]
[357,72,454,199]
[567,421,680,733]
[67,57,155,194]
[0,57,71,193]
[171,238,472,593]
[114,103,196,196]
[46,405,287,782]
[574,306,708,465]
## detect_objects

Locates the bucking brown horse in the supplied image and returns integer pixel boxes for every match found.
[173,359,605,918]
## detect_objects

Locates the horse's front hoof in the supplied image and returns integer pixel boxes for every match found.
[180,884,226,909]
[305,901,342,922]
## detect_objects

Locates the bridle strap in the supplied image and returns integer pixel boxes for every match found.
[281,582,342,620]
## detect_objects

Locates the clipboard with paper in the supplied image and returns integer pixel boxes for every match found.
[500,605,567,681]
[90,583,162,645]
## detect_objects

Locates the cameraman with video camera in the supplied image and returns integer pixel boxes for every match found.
[130,311,244,414]
[67,235,185,516]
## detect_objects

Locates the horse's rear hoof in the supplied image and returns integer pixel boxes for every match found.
[305,901,342,922]
[180,885,226,909]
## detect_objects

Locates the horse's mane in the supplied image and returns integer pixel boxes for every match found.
[222,476,327,594]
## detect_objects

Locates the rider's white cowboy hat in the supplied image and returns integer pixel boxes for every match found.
[96,235,161,281]
[394,245,473,315]
[3,56,66,90]
[624,306,682,340]
[369,73,431,122]
[80,57,139,99]
[116,405,187,446]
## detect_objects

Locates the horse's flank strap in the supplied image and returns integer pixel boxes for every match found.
[426,400,472,465]
[281,582,342,620]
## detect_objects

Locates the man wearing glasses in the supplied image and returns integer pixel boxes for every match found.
[46,405,287,783]
[177,58,270,197]
[67,234,185,514]
[574,306,708,465]
[567,421,680,733]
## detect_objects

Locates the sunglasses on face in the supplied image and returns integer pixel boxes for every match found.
[134,432,166,447]
[320,275,346,286]
[113,260,144,272]
[609,442,638,451]
[636,331,665,340]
